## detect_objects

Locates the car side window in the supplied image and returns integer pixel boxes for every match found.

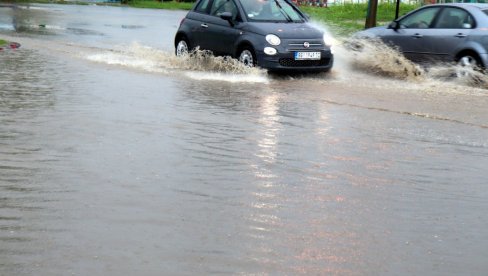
[210,0,239,20]
[195,0,211,14]
[434,8,474,29]
[400,7,440,29]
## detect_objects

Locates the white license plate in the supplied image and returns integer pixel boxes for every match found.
[294,52,321,60]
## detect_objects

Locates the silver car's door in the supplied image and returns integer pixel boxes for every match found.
[381,6,441,63]
[426,7,475,62]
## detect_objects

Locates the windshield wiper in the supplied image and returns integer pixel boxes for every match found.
[272,0,293,22]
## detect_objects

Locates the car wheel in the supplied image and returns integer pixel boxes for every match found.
[238,47,256,67]
[456,55,482,78]
[175,38,190,57]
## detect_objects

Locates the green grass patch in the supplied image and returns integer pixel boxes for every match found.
[0,39,7,46]
[301,3,420,35]
[128,0,194,10]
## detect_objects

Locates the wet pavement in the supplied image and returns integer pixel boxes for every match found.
[1,4,488,276]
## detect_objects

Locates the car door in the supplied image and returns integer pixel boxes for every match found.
[426,7,475,62]
[187,0,213,50]
[381,6,442,63]
[204,0,242,55]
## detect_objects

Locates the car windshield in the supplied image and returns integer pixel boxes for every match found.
[240,0,304,22]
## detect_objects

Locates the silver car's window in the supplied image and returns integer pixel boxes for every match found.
[240,0,304,22]
[210,0,239,19]
[195,0,211,13]
[435,8,474,29]
[400,7,440,29]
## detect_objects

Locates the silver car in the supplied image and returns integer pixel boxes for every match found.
[356,3,488,72]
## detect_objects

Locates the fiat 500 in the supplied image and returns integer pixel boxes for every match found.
[174,0,334,72]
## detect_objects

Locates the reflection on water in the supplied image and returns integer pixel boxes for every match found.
[1,50,57,274]
[0,5,56,34]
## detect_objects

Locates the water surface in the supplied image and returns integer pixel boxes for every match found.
[1,4,488,276]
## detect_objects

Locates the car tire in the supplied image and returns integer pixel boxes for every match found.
[456,54,482,78]
[238,47,257,67]
[175,37,190,57]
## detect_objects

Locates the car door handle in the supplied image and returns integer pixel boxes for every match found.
[455,33,467,38]
[411,33,423,38]
[201,23,208,28]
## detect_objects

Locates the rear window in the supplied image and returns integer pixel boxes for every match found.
[484,9,488,16]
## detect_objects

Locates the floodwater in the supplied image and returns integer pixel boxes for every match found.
[1,4,488,276]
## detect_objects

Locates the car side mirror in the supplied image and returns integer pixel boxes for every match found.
[463,23,472,29]
[220,12,234,26]
[388,21,400,30]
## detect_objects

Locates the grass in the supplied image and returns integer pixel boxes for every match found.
[128,0,194,10]
[301,3,420,35]
[0,39,7,46]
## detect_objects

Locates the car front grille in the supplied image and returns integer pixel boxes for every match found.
[287,40,324,51]
[279,58,331,67]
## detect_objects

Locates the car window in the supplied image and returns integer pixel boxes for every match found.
[240,0,304,22]
[210,0,239,19]
[400,7,440,29]
[195,0,211,14]
[435,8,474,29]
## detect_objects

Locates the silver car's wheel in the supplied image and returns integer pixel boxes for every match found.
[239,49,255,67]
[456,55,480,78]
[176,39,189,57]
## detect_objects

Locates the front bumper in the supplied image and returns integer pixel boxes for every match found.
[256,49,334,72]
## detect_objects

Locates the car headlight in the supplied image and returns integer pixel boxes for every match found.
[323,34,334,47]
[266,34,281,46]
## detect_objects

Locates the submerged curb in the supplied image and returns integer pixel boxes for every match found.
[0,42,21,51]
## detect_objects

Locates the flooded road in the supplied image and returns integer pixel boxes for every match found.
[1,4,488,276]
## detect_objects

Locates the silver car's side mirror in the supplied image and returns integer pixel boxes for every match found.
[463,23,472,29]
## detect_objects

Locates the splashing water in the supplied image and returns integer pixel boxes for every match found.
[335,36,488,91]
[341,37,424,81]
[306,20,339,48]
[83,37,488,89]
[306,21,426,82]
[86,43,267,83]
[427,64,488,89]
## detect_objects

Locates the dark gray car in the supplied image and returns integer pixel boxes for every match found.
[356,3,488,72]
[174,0,334,72]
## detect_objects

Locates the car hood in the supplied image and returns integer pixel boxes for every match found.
[354,25,388,38]
[243,22,323,39]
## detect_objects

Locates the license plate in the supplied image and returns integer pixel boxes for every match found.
[294,52,321,60]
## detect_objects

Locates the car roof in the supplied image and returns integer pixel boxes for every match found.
[426,3,488,10]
